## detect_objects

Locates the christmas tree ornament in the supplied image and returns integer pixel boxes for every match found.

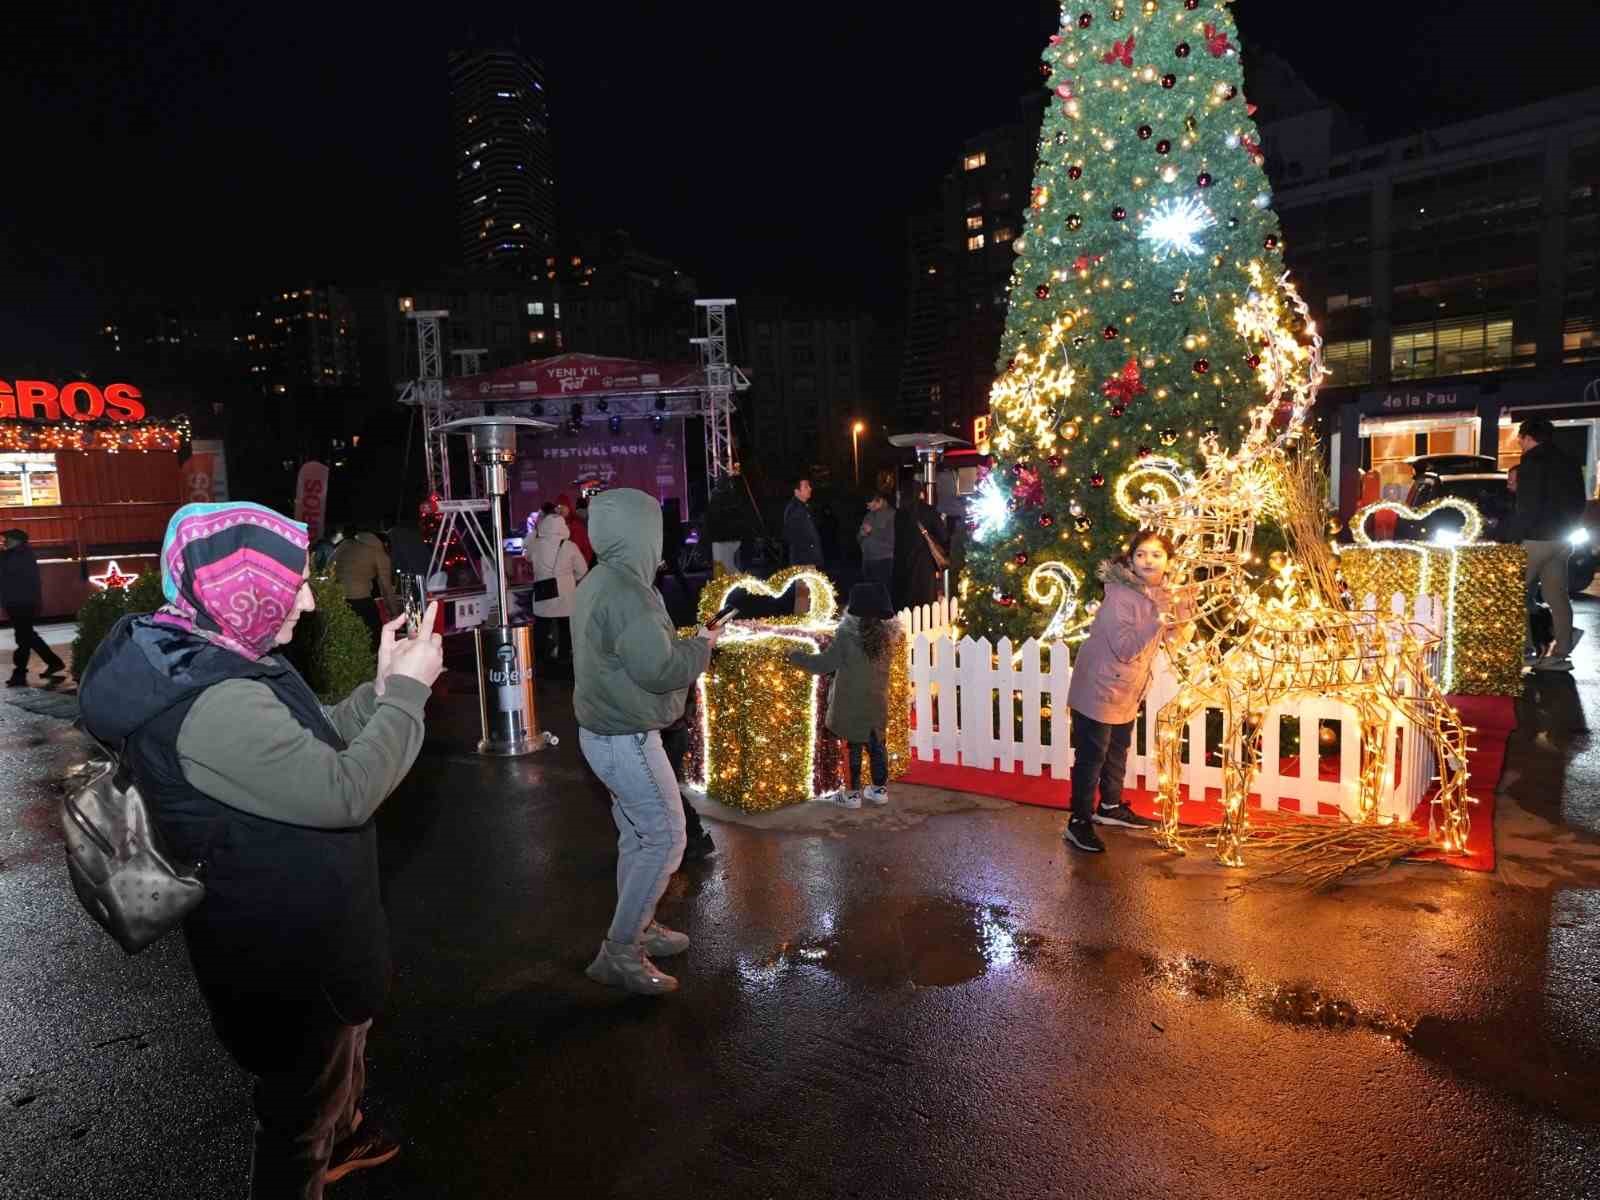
[1047,455,1063,468]
[1103,36,1136,67]
[1015,552,1030,566]
[1156,139,1171,154]
[1065,213,1083,230]
[1196,171,1213,187]
[1078,11,1093,27]
[1075,516,1094,533]
[1036,284,1052,299]
[1138,124,1153,140]
[1175,42,1191,57]
[1184,0,1199,8]
[1090,472,1107,489]
[1204,23,1234,57]
[1067,163,1083,179]
[1102,324,1120,340]
[1161,72,1177,88]
[1193,358,1211,374]
[1038,513,1055,528]
[1138,445,1153,458]
[1111,206,1127,221]
[1069,499,1085,517]
[1159,428,1179,446]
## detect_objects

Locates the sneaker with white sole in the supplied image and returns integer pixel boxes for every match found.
[863,785,889,806]
[1093,801,1155,829]
[833,790,862,809]
[1063,816,1106,853]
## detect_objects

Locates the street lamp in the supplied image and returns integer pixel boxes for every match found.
[852,420,866,485]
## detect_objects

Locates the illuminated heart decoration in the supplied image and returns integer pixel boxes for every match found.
[1350,498,1484,547]
[697,565,840,626]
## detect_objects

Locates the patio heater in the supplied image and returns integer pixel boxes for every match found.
[439,416,554,757]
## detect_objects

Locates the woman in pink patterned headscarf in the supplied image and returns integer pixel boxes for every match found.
[80,501,443,1198]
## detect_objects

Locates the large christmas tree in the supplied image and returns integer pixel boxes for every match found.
[962,0,1309,643]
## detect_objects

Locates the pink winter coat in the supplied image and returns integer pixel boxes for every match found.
[1066,560,1180,725]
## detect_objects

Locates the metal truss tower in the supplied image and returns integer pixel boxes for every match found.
[691,299,748,484]
[398,310,483,500]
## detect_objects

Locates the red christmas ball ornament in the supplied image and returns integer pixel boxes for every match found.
[1196,172,1213,188]
[1110,403,1126,418]
[1011,461,1025,475]
[1156,139,1171,154]
[1040,62,1053,80]
[1068,163,1083,180]
[1014,552,1030,565]
[1137,125,1153,140]
[1175,42,1191,58]
[1161,73,1177,88]
[1264,235,1279,250]
[1223,84,1238,100]
[999,594,1016,607]
[1184,0,1200,8]
[1038,513,1055,528]
[1111,206,1127,220]
[1247,354,1263,369]
[1065,213,1083,230]
[1036,284,1051,299]
[1193,358,1211,374]
[1102,324,1120,340]
[1047,455,1062,468]
[1078,11,1093,27]
[1090,471,1106,488]
[1138,445,1153,458]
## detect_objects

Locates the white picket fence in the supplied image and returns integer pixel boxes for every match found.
[902,592,1445,823]
[897,595,959,642]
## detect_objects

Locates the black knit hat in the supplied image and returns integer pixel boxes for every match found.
[846,581,894,620]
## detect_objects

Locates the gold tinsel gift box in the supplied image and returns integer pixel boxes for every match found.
[684,622,911,813]
[1336,542,1526,696]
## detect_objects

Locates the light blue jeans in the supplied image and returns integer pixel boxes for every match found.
[579,728,688,945]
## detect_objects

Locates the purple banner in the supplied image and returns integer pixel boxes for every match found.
[514,423,689,528]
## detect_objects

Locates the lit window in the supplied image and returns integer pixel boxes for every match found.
[992,227,1014,242]
[529,329,547,343]
[966,215,983,230]
[964,152,987,171]
[0,454,61,508]
[553,303,561,319]
[967,234,985,251]
[398,296,415,314]
[527,301,545,316]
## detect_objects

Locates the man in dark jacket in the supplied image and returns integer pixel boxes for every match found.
[1,529,66,685]
[1514,417,1589,670]
[784,475,824,615]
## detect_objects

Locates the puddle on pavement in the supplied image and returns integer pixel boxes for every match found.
[744,896,1043,989]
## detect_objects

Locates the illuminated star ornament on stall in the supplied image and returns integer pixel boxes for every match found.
[88,560,140,591]
[964,0,1314,645]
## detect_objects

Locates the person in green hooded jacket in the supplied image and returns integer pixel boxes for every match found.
[572,488,721,995]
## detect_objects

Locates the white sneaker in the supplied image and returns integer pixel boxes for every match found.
[863,785,889,806]
[832,790,862,809]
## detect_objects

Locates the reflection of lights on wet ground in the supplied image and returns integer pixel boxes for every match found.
[979,913,1019,968]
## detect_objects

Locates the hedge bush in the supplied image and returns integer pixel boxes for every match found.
[71,572,375,703]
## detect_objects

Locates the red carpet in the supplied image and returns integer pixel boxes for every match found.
[902,695,1513,872]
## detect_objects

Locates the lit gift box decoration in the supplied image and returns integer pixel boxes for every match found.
[1336,498,1525,696]
[684,566,910,812]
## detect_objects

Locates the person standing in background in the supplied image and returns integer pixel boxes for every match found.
[1511,417,1588,671]
[331,524,398,648]
[1,529,66,685]
[857,491,896,594]
[784,474,823,615]
[893,480,947,610]
[527,507,588,677]
[558,493,595,566]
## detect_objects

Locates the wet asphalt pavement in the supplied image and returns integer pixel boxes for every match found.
[4,602,1600,1199]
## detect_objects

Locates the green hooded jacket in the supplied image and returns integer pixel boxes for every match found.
[572,489,712,735]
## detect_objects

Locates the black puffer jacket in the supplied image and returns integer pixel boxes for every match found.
[79,617,389,1054]
[1513,441,1587,541]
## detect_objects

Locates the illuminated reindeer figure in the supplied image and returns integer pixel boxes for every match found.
[1123,270,1472,870]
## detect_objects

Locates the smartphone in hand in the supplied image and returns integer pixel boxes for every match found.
[403,574,428,638]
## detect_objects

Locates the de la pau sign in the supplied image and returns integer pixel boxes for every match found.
[0,379,148,422]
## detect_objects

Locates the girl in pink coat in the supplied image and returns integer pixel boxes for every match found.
[1063,530,1191,854]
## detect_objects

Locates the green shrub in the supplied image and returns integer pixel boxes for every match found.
[285,575,376,703]
[72,571,373,704]
[71,573,165,676]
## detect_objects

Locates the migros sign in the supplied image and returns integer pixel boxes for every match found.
[0,379,148,423]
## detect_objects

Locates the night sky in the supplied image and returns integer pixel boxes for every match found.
[5,1,1598,367]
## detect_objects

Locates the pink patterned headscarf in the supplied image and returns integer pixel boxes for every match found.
[150,502,310,661]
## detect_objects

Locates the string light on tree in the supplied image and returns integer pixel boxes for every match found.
[1139,195,1218,257]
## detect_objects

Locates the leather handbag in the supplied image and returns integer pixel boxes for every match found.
[61,737,205,955]
[531,540,566,601]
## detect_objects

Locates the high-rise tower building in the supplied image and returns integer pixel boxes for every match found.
[448,45,557,276]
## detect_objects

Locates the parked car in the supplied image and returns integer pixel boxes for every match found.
[1403,453,1498,485]
[1406,470,1597,594]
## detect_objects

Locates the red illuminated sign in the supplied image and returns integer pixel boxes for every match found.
[0,380,147,422]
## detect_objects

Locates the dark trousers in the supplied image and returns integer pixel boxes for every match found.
[660,722,707,841]
[534,615,573,678]
[1069,710,1133,821]
[347,598,382,651]
[863,558,894,594]
[8,605,62,679]
[216,1015,369,1200]
[847,729,889,790]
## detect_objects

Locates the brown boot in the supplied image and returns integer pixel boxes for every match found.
[585,939,678,995]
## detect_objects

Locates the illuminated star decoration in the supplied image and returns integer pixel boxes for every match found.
[970,474,1013,543]
[89,560,139,591]
[1139,195,1218,257]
